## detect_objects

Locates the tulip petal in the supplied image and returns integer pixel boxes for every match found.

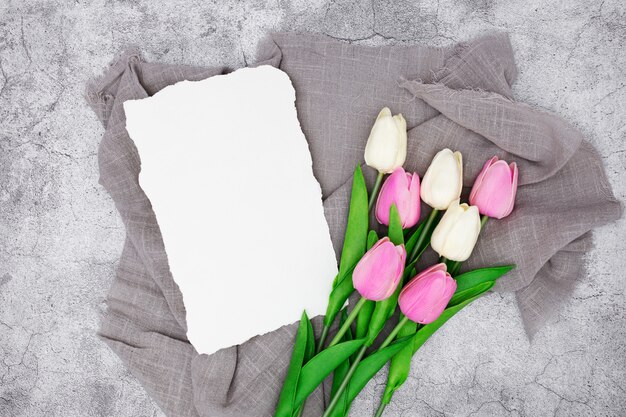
[375,169,420,228]
[404,173,421,228]
[421,149,463,210]
[364,108,407,174]
[416,262,447,277]
[392,114,408,168]
[471,160,514,219]
[398,267,456,324]
[377,107,392,120]
[431,201,481,261]
[430,199,461,257]
[441,205,480,261]
[470,156,519,219]
[353,238,405,301]
[469,155,498,203]
[503,162,518,218]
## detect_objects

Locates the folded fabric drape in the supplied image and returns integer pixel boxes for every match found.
[86,32,621,417]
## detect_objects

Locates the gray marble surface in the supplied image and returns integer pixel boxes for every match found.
[1,1,625,416]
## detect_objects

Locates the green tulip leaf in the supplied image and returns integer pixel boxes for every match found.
[325,268,356,327]
[403,220,439,276]
[274,311,311,417]
[337,165,369,281]
[304,315,316,363]
[367,230,379,250]
[447,281,494,308]
[388,204,404,246]
[404,221,425,258]
[294,338,366,406]
[325,166,369,327]
[381,317,417,405]
[366,289,400,346]
[355,300,375,340]
[454,265,515,293]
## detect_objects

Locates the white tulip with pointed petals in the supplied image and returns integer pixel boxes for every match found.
[364,107,407,174]
[430,199,481,262]
[420,149,463,210]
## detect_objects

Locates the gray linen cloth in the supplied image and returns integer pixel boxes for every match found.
[86,32,621,417]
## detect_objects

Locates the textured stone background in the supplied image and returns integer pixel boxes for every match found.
[1,0,625,416]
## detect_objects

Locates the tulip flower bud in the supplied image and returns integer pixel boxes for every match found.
[352,237,406,301]
[364,107,407,174]
[398,263,457,324]
[469,156,518,219]
[420,149,463,210]
[431,199,480,262]
[375,168,421,228]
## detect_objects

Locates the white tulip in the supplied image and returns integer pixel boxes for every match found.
[364,107,407,174]
[430,199,481,262]
[420,149,463,210]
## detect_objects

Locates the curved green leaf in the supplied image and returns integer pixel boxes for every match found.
[454,265,515,293]
[355,300,375,340]
[274,312,310,417]
[404,221,425,258]
[367,230,379,250]
[337,165,368,280]
[294,338,365,405]
[448,281,494,308]
[304,315,315,363]
[325,166,369,327]
[388,204,403,246]
[324,268,356,327]
[382,317,417,404]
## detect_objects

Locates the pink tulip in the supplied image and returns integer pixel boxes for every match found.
[469,156,518,219]
[398,263,457,324]
[375,168,421,228]
[353,237,406,301]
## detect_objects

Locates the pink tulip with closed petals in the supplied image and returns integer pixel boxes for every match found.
[469,156,518,219]
[353,237,406,301]
[398,263,457,324]
[375,168,421,228]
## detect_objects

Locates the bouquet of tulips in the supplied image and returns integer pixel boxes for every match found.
[274,108,519,417]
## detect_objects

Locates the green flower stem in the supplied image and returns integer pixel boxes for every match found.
[293,404,304,417]
[449,215,489,276]
[321,344,368,417]
[481,214,489,228]
[408,209,439,263]
[378,316,410,350]
[368,172,385,212]
[374,402,387,417]
[327,297,368,348]
[316,325,330,354]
